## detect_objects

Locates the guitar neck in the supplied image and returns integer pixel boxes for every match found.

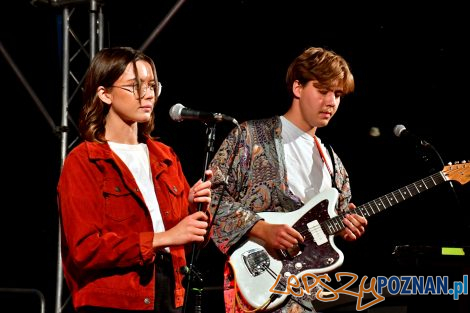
[323,170,448,235]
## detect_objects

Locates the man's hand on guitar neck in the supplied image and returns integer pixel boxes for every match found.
[339,202,368,241]
[250,220,304,250]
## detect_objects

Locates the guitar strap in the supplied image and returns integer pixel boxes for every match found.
[313,135,338,191]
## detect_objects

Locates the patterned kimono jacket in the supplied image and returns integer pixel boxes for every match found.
[209,116,352,313]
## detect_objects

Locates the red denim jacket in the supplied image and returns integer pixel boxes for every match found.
[57,137,191,311]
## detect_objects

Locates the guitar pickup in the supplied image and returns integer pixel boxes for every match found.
[307,220,327,245]
[242,248,270,277]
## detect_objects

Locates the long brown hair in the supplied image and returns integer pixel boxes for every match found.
[79,47,158,143]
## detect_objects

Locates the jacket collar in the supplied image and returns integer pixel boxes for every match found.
[83,135,173,168]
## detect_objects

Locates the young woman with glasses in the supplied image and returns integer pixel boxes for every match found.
[57,46,212,313]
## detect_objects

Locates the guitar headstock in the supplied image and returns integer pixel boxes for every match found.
[443,161,470,185]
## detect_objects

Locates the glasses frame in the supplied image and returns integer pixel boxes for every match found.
[111,81,162,99]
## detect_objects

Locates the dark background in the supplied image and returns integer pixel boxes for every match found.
[1,0,469,312]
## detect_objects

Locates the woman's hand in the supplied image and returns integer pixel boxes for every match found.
[188,169,213,212]
[153,211,209,248]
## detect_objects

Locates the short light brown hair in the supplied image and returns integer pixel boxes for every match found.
[286,47,354,97]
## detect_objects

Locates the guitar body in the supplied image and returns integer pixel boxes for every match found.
[228,187,343,311]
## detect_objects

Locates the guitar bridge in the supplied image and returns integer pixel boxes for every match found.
[242,248,270,277]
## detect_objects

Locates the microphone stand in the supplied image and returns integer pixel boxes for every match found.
[182,122,217,313]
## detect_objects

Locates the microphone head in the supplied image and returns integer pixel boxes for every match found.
[393,124,406,137]
[169,103,185,122]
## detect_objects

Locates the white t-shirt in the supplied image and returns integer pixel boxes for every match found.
[108,142,166,235]
[281,116,333,202]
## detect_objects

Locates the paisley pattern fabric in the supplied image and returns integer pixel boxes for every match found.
[208,116,352,313]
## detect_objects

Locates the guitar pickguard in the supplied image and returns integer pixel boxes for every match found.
[278,199,340,278]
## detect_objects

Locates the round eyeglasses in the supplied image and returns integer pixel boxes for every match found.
[111,81,162,99]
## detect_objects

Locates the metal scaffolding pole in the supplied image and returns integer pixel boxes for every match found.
[49,1,105,312]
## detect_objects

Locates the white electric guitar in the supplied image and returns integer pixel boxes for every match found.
[229,162,470,311]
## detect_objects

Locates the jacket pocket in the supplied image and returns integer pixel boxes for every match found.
[159,175,186,220]
[164,180,184,197]
[103,179,135,221]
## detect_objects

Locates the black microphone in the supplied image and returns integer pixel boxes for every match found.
[393,124,429,147]
[169,103,238,125]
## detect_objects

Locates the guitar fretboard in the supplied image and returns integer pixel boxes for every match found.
[323,170,447,235]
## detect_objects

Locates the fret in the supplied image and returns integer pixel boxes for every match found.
[415,181,427,192]
[388,193,398,205]
[327,217,340,233]
[363,202,374,216]
[326,222,335,234]
[373,199,383,212]
[380,197,392,209]
[410,182,419,195]
[391,190,401,203]
[397,188,406,201]
[382,195,392,208]
[404,186,412,198]
[414,182,423,193]
[421,178,429,189]
[437,172,447,184]
[357,207,367,218]
[378,197,387,209]
[333,217,343,232]
[369,202,378,215]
